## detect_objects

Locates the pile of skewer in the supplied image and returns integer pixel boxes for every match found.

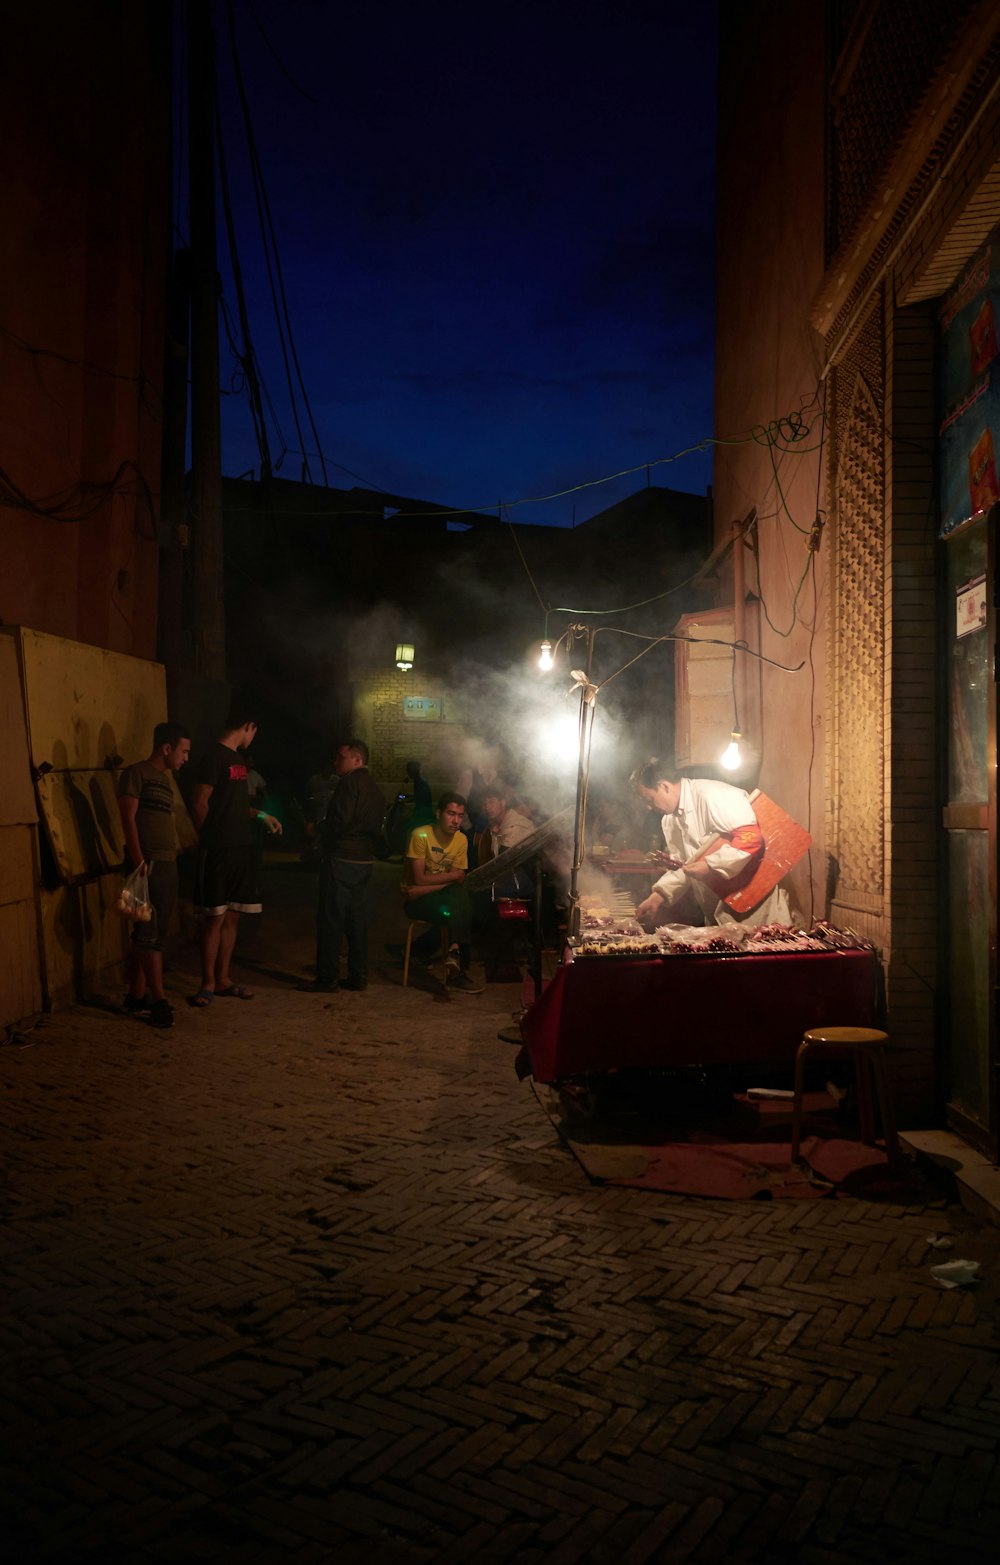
[573,902,875,959]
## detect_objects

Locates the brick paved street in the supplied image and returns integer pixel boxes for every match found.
[2,862,999,1563]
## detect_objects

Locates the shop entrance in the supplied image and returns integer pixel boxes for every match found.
[943,510,997,1156]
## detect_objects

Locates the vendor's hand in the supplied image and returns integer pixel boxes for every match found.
[260,813,283,835]
[683,858,713,881]
[635,892,665,928]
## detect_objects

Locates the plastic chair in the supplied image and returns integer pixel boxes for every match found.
[791,1026,900,1165]
[402,920,452,988]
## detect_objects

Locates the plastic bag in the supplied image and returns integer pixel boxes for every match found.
[117,863,153,922]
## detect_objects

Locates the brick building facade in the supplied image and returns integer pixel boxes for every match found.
[715,1,1000,1150]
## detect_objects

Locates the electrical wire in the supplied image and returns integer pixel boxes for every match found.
[0,459,159,539]
[245,0,320,103]
[223,0,330,485]
[547,623,805,680]
[505,506,548,614]
[215,89,273,479]
[0,325,163,423]
[223,416,810,522]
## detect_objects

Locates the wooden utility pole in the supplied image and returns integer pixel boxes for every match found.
[188,1,226,680]
[158,247,192,696]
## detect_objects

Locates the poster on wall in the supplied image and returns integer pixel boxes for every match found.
[939,232,1000,537]
[956,573,987,638]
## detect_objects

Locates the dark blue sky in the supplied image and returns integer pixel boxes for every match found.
[201,0,718,526]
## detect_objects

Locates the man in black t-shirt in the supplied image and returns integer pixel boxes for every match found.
[190,714,282,1006]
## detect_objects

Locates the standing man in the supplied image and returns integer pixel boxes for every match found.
[190,713,282,1006]
[405,760,434,828]
[630,759,799,929]
[117,720,191,1029]
[297,738,385,994]
[402,792,483,993]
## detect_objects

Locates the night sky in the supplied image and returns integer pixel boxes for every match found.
[198,1,718,527]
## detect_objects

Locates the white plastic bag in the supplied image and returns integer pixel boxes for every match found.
[117,863,153,922]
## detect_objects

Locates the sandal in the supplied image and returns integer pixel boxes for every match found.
[216,984,254,1000]
[189,988,214,1007]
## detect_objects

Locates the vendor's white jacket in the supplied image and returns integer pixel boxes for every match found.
[653,777,799,928]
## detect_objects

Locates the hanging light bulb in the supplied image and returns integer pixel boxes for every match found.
[538,640,554,671]
[720,730,742,770]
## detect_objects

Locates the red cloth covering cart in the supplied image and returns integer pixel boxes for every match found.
[519,947,882,1084]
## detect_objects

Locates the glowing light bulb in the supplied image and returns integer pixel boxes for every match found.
[536,711,580,769]
[538,640,554,671]
[720,731,742,770]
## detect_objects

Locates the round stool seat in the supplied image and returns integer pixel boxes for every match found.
[792,1025,898,1166]
[802,1027,888,1047]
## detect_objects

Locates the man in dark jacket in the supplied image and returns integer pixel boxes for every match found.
[297,739,385,993]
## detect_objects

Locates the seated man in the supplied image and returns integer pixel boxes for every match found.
[630,759,800,929]
[474,782,534,872]
[402,793,483,993]
[472,782,537,977]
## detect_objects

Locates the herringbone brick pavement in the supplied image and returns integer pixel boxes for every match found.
[1,863,998,1563]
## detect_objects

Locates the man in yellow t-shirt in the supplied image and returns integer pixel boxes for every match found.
[402,792,483,993]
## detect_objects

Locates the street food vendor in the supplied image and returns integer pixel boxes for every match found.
[630,759,800,929]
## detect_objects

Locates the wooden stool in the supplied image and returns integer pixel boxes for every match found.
[791,1026,900,1165]
[402,920,452,988]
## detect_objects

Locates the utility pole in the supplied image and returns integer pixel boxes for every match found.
[188,1,226,681]
[158,247,191,699]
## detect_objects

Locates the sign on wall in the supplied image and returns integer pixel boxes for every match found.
[402,695,442,721]
[940,229,1000,536]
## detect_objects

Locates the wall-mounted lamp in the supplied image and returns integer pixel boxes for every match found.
[395,642,414,671]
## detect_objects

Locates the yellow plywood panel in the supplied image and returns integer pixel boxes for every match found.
[39,878,128,1006]
[0,631,37,825]
[17,626,167,770]
[104,648,169,765]
[0,899,42,1024]
[36,769,125,882]
[20,628,106,768]
[0,825,35,906]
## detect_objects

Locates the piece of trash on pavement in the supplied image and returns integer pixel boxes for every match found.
[925,1234,953,1250]
[930,1258,980,1289]
[825,1080,847,1103]
[746,1087,794,1100]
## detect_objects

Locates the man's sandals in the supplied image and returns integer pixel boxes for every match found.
[189,984,255,1007]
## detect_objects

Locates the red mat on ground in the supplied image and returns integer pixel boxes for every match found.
[532,1085,912,1201]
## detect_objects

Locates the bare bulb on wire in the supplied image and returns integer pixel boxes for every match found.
[720,731,742,770]
[538,640,554,672]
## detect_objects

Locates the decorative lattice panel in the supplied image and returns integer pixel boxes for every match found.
[828,0,975,257]
[828,296,885,903]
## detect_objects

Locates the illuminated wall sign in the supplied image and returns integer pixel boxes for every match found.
[956,574,986,637]
[402,695,442,721]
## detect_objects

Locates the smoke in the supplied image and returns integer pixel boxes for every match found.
[227,483,711,817]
